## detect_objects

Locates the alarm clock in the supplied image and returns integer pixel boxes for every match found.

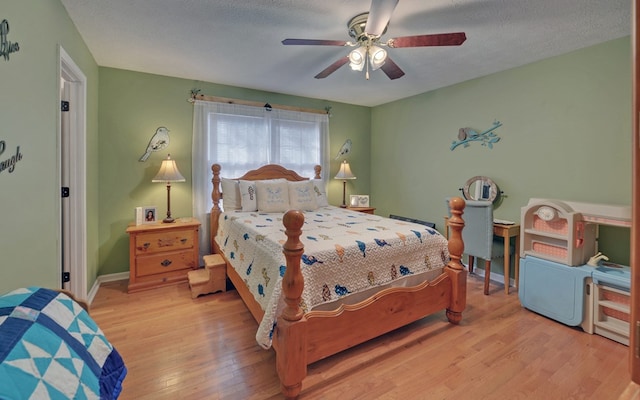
[536,205,558,221]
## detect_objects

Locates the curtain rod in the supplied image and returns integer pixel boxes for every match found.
[189,93,330,115]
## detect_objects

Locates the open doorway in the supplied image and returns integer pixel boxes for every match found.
[59,46,87,299]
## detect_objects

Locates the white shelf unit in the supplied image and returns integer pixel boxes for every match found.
[593,282,630,345]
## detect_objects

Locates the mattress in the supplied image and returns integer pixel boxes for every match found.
[215,205,450,348]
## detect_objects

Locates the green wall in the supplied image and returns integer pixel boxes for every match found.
[371,37,632,272]
[0,1,99,293]
[97,69,371,275]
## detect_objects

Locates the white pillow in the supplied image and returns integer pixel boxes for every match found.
[221,178,241,211]
[239,180,258,211]
[311,179,329,207]
[288,181,318,211]
[256,180,290,212]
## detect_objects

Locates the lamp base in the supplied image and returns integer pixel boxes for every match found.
[163,217,176,223]
[340,180,348,208]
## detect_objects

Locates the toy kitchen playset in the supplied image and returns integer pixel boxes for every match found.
[518,198,631,345]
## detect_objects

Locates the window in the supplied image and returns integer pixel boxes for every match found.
[192,100,329,256]
[210,110,324,178]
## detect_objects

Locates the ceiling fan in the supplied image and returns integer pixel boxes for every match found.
[282,0,466,80]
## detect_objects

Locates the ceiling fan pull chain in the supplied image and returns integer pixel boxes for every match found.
[365,53,370,80]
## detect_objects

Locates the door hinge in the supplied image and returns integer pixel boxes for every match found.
[62,271,71,283]
[61,101,70,112]
[61,187,70,198]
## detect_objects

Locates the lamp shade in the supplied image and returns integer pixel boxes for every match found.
[369,45,387,71]
[335,160,356,180]
[348,47,366,71]
[152,155,185,183]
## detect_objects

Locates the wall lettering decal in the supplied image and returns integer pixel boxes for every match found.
[0,140,23,174]
[0,19,20,61]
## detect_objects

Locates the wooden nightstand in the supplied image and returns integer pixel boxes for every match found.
[126,218,201,293]
[347,206,376,214]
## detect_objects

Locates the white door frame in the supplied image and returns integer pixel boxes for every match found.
[59,46,87,299]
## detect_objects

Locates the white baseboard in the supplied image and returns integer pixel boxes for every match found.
[86,272,129,305]
[468,267,517,289]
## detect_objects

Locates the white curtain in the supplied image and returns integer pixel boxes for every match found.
[192,100,330,258]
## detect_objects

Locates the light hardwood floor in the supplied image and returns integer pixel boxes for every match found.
[91,275,630,399]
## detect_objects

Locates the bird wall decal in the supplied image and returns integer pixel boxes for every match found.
[335,139,352,160]
[139,126,170,162]
[450,121,502,151]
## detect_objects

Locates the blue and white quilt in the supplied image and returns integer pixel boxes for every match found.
[215,206,450,349]
[0,287,126,400]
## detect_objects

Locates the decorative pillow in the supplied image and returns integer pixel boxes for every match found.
[311,179,329,207]
[256,180,290,212]
[239,180,258,211]
[288,180,318,211]
[221,178,241,211]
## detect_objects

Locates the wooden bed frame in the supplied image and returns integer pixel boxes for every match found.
[209,163,467,399]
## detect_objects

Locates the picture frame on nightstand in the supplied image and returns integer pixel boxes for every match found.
[350,195,359,207]
[135,206,157,225]
[350,195,369,207]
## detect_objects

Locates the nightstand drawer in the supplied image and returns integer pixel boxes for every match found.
[134,229,195,255]
[136,250,196,277]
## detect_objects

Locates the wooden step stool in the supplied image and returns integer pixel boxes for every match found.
[188,254,226,299]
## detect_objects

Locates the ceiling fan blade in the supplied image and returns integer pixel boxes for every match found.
[388,32,467,48]
[314,56,349,79]
[364,0,399,37]
[282,38,350,46]
[380,57,405,80]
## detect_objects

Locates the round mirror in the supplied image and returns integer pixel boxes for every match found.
[462,176,499,202]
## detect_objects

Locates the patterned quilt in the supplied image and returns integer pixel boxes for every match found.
[0,287,126,400]
[215,206,450,349]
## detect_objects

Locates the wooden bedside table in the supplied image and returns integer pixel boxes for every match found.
[126,218,201,293]
[347,206,376,214]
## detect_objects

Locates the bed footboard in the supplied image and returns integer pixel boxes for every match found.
[274,198,466,399]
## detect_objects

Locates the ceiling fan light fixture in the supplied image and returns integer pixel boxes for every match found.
[348,47,366,71]
[282,4,466,81]
[369,45,387,70]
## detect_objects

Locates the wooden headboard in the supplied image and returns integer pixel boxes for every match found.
[209,164,322,252]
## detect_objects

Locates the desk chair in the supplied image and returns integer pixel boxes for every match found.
[447,199,506,295]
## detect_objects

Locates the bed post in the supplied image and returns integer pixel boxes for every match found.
[274,210,308,400]
[210,164,222,252]
[313,164,321,179]
[445,196,467,324]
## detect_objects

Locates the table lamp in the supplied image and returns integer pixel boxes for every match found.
[152,154,185,223]
[334,160,356,208]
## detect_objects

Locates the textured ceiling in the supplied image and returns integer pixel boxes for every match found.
[60,0,631,107]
